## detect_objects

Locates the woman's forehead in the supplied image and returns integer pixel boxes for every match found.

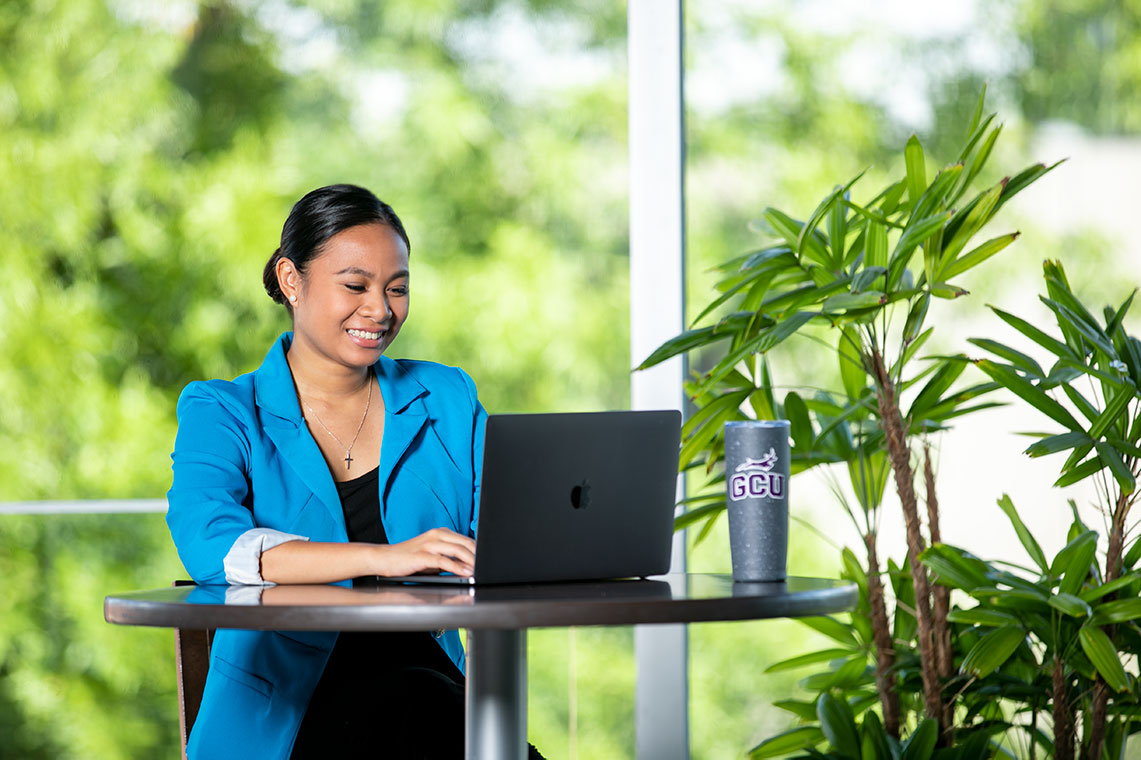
[314,224,409,274]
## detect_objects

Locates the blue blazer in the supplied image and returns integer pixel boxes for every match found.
[166,333,486,759]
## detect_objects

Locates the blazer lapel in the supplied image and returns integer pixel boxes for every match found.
[254,334,345,535]
[374,356,429,504]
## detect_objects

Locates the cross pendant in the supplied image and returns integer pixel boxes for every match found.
[344,452,353,470]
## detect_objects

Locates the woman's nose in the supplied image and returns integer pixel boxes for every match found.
[363,290,392,320]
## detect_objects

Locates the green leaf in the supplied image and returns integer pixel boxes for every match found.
[929,282,969,300]
[866,217,888,270]
[938,231,1020,283]
[888,210,952,289]
[818,692,861,759]
[1054,455,1103,488]
[900,719,939,760]
[1089,383,1135,442]
[785,391,812,451]
[993,160,1065,216]
[678,399,742,469]
[1024,431,1093,459]
[912,164,964,223]
[839,327,866,401]
[1054,530,1099,595]
[1090,597,1141,625]
[764,207,832,268]
[975,359,1082,431]
[941,181,1003,265]
[946,607,1021,627]
[920,544,990,590]
[674,501,723,531]
[765,647,854,673]
[773,699,820,721]
[989,306,1078,362]
[800,170,867,263]
[1047,592,1092,618]
[905,135,927,210]
[968,338,1044,379]
[824,292,887,312]
[682,389,750,440]
[860,710,891,760]
[699,312,818,391]
[1080,573,1141,603]
[1095,441,1135,494]
[1078,626,1130,692]
[1125,536,1141,569]
[749,726,825,759]
[909,357,967,419]
[995,495,1048,572]
[638,325,720,370]
[959,625,1025,678]
[830,194,849,270]
[966,83,988,138]
[1041,297,1117,357]
[798,616,859,647]
[851,266,887,294]
[902,293,930,344]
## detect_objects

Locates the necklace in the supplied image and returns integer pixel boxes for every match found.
[301,369,373,470]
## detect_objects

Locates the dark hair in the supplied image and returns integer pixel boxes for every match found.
[263,184,411,308]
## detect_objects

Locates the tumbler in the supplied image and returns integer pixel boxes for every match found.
[724,420,790,582]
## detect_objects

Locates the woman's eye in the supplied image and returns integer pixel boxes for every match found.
[345,284,366,292]
[388,286,409,296]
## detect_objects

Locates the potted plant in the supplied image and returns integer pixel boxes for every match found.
[637,87,1085,754]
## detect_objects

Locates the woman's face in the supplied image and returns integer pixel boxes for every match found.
[282,223,410,369]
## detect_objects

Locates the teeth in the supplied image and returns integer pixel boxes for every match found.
[348,329,382,340]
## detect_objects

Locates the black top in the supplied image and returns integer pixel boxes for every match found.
[290,467,466,758]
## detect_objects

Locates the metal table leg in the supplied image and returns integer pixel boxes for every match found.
[465,629,527,760]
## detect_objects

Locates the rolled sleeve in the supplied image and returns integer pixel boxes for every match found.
[223,528,309,585]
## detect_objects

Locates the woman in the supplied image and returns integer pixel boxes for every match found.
[167,185,513,758]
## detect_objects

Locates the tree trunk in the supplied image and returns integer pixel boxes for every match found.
[1087,489,1131,760]
[869,347,942,735]
[1053,656,1074,760]
[865,532,900,738]
[924,445,954,737]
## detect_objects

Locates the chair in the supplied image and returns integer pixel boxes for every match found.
[173,580,214,759]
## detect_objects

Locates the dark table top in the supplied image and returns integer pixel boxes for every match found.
[104,574,857,631]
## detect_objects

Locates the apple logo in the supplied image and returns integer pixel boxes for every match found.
[570,480,592,509]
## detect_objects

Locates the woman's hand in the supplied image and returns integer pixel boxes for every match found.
[379,528,476,578]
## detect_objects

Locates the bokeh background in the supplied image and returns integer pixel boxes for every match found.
[2,0,1139,757]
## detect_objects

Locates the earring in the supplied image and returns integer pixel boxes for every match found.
[289,295,297,303]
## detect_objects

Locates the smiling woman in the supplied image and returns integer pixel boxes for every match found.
[165,185,543,759]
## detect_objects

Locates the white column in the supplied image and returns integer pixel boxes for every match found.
[628,2,688,758]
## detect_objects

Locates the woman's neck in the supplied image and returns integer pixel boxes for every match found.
[286,336,372,402]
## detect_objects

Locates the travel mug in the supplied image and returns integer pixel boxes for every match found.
[724,420,790,582]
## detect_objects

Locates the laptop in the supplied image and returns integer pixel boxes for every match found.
[382,409,681,585]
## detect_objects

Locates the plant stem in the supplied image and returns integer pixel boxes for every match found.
[869,346,943,736]
[1053,655,1074,760]
[924,444,954,737]
[1087,487,1132,760]
[865,531,900,738]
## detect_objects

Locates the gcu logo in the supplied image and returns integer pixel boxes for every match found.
[728,448,785,502]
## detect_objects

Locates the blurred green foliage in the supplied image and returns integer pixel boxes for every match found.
[1,0,1138,757]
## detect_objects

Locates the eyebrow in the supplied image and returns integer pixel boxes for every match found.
[333,267,410,280]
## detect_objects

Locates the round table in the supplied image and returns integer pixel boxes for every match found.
[105,574,856,759]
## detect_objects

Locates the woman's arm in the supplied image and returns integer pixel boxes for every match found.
[261,528,476,584]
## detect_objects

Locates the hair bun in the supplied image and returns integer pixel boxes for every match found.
[263,248,287,305]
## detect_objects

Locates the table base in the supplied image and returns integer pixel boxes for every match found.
[465,629,527,760]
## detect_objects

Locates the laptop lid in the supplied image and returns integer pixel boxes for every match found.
[384,409,681,585]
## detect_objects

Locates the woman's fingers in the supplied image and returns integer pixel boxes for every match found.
[380,527,476,577]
